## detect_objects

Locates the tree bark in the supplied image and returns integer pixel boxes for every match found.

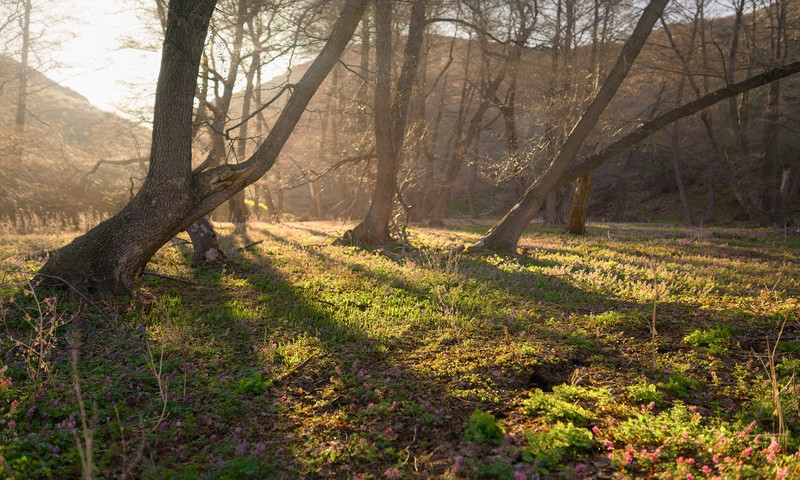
[567,174,592,234]
[186,217,226,265]
[472,0,670,251]
[39,0,370,294]
[343,0,426,245]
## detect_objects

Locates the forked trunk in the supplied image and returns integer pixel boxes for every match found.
[38,0,370,294]
[343,0,425,245]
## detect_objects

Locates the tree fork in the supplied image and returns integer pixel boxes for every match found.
[38,0,370,295]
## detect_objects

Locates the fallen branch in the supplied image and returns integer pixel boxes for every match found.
[239,240,264,251]
[23,249,57,260]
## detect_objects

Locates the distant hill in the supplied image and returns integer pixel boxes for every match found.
[227,9,800,225]
[0,55,151,225]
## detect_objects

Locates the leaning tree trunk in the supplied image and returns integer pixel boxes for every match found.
[38,0,214,294]
[38,0,369,295]
[472,0,670,251]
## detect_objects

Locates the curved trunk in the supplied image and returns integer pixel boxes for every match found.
[38,0,369,294]
[39,0,214,293]
[38,182,195,295]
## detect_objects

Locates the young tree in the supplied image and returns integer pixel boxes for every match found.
[341,0,427,245]
[39,0,369,294]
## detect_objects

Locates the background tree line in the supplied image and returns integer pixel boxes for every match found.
[0,0,797,291]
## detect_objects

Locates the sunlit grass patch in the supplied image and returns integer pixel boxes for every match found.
[1,221,799,478]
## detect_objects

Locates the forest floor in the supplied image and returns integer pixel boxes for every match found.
[1,220,799,479]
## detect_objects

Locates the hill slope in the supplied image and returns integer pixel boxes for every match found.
[0,56,151,225]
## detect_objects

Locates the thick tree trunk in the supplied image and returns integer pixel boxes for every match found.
[38,0,214,294]
[473,0,669,251]
[341,0,394,244]
[39,0,369,294]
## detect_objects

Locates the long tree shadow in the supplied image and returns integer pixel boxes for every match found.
[131,221,797,478]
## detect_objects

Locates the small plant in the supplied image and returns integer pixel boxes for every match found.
[68,334,95,480]
[235,372,272,396]
[523,388,595,423]
[463,409,504,445]
[657,374,697,399]
[523,422,593,472]
[627,380,664,406]
[7,287,72,391]
[551,384,606,401]
[683,326,733,355]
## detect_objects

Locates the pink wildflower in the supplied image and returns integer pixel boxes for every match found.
[384,467,401,479]
[624,449,635,465]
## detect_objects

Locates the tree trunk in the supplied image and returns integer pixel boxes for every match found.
[670,120,694,226]
[567,174,592,234]
[186,217,226,265]
[14,0,31,136]
[228,190,248,223]
[612,149,637,221]
[343,0,426,245]
[39,0,370,295]
[473,0,669,251]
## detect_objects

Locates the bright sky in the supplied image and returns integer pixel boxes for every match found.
[47,1,163,118]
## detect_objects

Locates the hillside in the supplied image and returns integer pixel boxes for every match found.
[0,56,151,227]
[226,9,800,226]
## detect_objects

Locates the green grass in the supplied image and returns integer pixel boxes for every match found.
[1,221,799,478]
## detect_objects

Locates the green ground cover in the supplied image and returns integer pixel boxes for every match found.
[1,221,799,479]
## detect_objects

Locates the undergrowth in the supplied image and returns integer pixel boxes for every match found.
[1,221,799,478]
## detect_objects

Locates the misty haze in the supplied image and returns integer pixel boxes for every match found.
[1,0,799,478]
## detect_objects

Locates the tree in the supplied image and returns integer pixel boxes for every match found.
[38,0,370,295]
[472,60,800,250]
[341,0,427,245]
[472,0,671,251]
[425,0,536,226]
